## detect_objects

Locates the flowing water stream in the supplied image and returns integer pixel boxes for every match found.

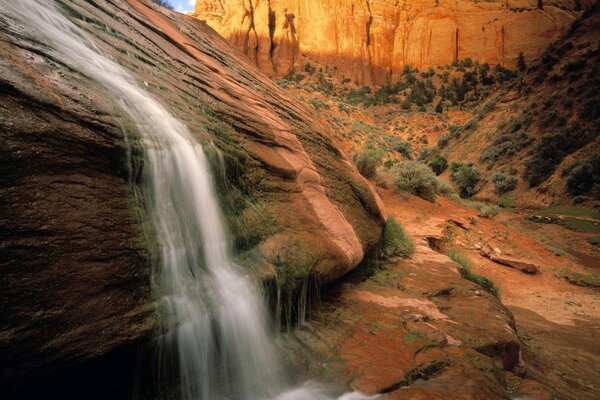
[0,1,375,399]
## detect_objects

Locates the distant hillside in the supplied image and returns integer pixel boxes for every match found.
[439,3,600,207]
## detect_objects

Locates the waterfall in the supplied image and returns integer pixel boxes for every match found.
[0,1,376,399]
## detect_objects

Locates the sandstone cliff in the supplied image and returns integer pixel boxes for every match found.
[0,0,384,396]
[194,0,588,85]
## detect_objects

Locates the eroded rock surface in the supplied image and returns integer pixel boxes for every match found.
[194,0,587,84]
[0,0,384,394]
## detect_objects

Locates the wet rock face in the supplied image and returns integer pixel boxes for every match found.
[194,0,586,85]
[0,0,384,394]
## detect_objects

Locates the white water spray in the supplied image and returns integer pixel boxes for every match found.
[0,1,377,399]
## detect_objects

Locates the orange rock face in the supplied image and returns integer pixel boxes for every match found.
[194,0,586,85]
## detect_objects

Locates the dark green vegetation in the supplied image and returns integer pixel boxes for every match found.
[281,58,518,113]
[450,162,480,198]
[565,155,600,198]
[428,154,448,175]
[448,249,499,297]
[380,217,415,259]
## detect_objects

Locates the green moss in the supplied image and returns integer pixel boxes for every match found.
[402,330,427,342]
[380,217,415,259]
[558,218,600,233]
[557,268,600,290]
[448,249,499,297]
[270,241,323,331]
[498,196,515,209]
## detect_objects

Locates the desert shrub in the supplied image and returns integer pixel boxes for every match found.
[352,147,383,179]
[580,97,600,120]
[525,127,593,187]
[491,172,518,194]
[451,163,480,198]
[448,249,499,296]
[566,155,600,197]
[480,132,533,163]
[418,147,436,161]
[380,217,415,259]
[384,136,413,159]
[303,62,316,74]
[563,58,587,73]
[308,98,330,111]
[479,204,500,218]
[391,161,447,201]
[428,154,448,175]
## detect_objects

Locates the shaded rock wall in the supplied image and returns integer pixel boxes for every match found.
[0,0,385,395]
[194,0,588,85]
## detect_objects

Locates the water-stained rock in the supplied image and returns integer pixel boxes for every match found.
[0,0,384,394]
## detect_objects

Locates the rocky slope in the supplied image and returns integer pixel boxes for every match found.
[194,0,588,85]
[0,0,385,396]
[440,3,600,206]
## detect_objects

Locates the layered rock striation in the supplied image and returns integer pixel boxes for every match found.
[194,0,588,85]
[0,0,384,395]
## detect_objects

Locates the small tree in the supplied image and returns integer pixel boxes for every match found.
[451,163,480,198]
[435,101,444,113]
[428,154,448,175]
[517,51,527,72]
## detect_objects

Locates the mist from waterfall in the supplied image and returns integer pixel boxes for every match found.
[0,1,376,399]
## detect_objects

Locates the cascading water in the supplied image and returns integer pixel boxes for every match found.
[0,1,376,399]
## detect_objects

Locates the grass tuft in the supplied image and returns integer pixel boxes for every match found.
[448,248,499,297]
[380,217,415,259]
[557,268,600,290]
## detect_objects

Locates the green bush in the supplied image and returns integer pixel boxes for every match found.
[391,161,448,201]
[525,127,593,187]
[491,172,518,194]
[352,147,383,179]
[451,163,480,198]
[448,249,499,297]
[480,133,533,164]
[428,154,448,175]
[380,217,415,259]
[566,155,600,197]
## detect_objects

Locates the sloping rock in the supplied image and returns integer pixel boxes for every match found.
[0,0,384,394]
[481,251,540,274]
[194,0,587,85]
